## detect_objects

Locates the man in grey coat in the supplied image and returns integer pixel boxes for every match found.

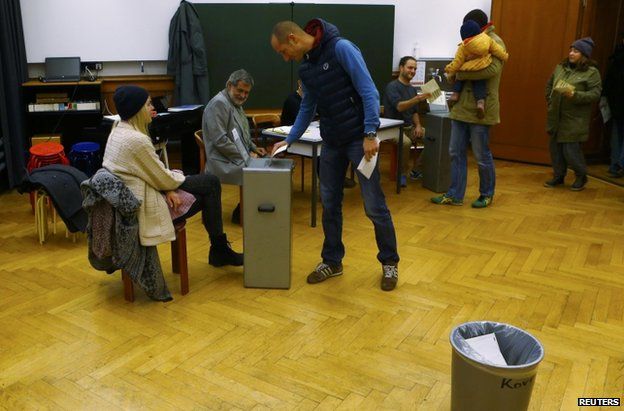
[202,69,266,223]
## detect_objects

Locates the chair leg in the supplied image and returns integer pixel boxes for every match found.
[171,227,189,295]
[121,270,134,302]
[389,143,398,181]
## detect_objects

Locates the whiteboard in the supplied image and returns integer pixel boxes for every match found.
[22,0,491,64]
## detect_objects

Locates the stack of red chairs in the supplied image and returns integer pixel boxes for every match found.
[27,142,70,211]
[27,142,69,172]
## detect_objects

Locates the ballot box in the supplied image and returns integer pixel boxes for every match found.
[423,111,452,193]
[242,158,294,289]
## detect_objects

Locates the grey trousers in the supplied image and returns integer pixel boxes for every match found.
[549,135,587,178]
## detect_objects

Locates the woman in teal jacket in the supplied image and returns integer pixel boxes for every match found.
[544,37,602,191]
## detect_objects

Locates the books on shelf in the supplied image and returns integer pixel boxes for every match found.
[28,101,101,112]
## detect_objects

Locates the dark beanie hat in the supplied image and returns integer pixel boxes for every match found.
[571,37,595,58]
[461,20,481,40]
[114,85,149,120]
[463,9,488,28]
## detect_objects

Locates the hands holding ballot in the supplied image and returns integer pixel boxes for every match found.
[554,79,575,98]
[271,141,288,157]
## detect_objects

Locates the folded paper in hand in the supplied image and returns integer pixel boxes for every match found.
[164,189,196,220]
[420,79,442,104]
[356,137,380,179]
[271,144,288,157]
[553,79,575,94]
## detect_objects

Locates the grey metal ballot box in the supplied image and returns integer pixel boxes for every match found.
[242,158,294,289]
[423,111,452,193]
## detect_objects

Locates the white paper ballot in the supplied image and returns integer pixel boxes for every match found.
[271,144,288,157]
[356,137,380,179]
[232,129,240,141]
[420,78,442,103]
[465,333,508,366]
[600,96,612,124]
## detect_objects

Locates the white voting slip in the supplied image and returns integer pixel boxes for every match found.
[464,333,508,366]
[356,137,380,179]
[420,78,442,104]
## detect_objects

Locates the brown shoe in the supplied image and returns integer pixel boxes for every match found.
[476,100,485,119]
[307,262,343,284]
[381,264,398,291]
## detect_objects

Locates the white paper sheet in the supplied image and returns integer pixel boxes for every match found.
[271,144,288,157]
[356,137,380,179]
[232,129,240,141]
[420,78,442,103]
[600,96,612,124]
[465,333,507,366]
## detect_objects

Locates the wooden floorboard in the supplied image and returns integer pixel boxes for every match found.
[1,156,623,409]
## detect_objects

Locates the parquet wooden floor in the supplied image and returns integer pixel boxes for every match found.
[1,157,623,410]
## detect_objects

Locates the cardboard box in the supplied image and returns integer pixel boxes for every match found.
[31,134,62,146]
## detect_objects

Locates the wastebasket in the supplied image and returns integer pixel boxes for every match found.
[450,321,544,411]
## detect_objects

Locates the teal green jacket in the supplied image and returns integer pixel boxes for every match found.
[545,62,602,143]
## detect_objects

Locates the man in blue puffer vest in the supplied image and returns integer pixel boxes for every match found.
[270,19,400,291]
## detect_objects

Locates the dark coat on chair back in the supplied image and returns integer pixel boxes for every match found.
[19,164,88,233]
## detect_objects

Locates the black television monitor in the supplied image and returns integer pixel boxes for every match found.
[44,57,81,82]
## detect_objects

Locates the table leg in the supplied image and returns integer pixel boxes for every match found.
[396,125,403,194]
[311,144,318,227]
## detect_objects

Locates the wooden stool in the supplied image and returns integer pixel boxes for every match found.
[121,223,189,302]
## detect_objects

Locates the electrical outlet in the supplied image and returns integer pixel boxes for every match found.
[81,62,103,71]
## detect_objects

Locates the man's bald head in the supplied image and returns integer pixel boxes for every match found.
[271,21,306,44]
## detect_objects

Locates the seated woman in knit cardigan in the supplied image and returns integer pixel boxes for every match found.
[103,85,243,267]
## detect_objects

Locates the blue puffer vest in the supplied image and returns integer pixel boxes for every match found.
[299,20,364,146]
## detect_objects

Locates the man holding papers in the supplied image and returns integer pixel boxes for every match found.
[270,19,400,291]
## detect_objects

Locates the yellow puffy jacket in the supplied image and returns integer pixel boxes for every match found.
[445,32,509,75]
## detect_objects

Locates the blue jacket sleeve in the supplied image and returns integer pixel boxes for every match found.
[285,82,316,145]
[334,39,380,133]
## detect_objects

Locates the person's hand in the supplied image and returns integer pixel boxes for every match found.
[419,93,432,102]
[271,141,288,156]
[165,190,182,212]
[445,72,455,84]
[563,89,575,99]
[363,138,379,161]
[414,124,425,138]
[255,147,267,157]
[250,152,258,158]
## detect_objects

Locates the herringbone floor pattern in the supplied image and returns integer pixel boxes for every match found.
[1,157,623,410]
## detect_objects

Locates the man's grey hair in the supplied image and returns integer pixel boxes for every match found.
[226,69,254,87]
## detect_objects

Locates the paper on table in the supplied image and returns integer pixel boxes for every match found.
[464,333,508,366]
[420,78,442,103]
[356,137,380,179]
[271,144,288,157]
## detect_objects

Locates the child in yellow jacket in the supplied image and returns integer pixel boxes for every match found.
[445,20,509,118]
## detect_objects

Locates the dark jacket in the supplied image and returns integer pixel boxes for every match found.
[81,169,172,301]
[603,45,624,120]
[545,61,602,143]
[19,164,88,233]
[298,19,375,146]
[167,0,210,105]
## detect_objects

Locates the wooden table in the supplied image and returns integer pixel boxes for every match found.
[263,118,404,227]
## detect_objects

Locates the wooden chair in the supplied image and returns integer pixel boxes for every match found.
[193,129,243,225]
[251,113,281,148]
[121,222,189,302]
